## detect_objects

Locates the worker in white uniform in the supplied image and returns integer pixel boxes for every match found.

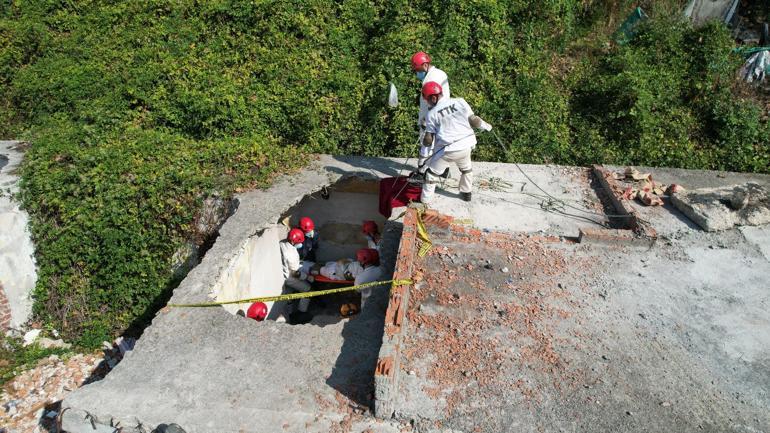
[420,81,492,203]
[354,248,383,309]
[362,220,380,251]
[280,228,313,317]
[411,51,450,172]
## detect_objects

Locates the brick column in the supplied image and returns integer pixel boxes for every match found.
[0,283,12,332]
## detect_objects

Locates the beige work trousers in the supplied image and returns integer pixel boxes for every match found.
[421,147,473,203]
[285,277,311,312]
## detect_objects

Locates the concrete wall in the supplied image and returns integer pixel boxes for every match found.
[212,225,285,318]
[283,181,387,263]
[0,141,36,330]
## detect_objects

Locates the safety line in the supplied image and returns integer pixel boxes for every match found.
[489,130,633,219]
[168,279,413,308]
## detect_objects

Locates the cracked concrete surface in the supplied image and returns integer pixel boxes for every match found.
[392,223,770,433]
[59,157,770,433]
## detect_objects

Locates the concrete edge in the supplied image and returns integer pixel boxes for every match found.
[578,228,656,249]
[591,165,658,243]
[374,208,419,419]
[669,192,713,231]
[374,207,455,419]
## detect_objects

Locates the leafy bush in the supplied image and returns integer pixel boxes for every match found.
[568,18,769,171]
[1,1,767,347]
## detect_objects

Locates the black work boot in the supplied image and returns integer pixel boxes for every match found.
[460,192,472,202]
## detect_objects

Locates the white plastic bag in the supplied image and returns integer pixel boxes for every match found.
[388,82,399,107]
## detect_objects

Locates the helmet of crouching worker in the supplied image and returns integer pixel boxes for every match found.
[288,228,305,245]
[247,302,268,321]
[362,220,379,236]
[299,217,315,233]
[356,248,380,267]
[411,51,431,71]
[421,81,442,100]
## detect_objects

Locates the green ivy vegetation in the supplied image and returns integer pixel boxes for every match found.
[1,1,768,347]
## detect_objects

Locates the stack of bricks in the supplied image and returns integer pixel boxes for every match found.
[420,209,454,229]
[589,165,658,246]
[0,282,11,331]
[375,208,418,418]
[374,207,455,418]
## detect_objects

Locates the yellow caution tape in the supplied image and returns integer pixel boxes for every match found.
[415,209,433,257]
[168,279,413,308]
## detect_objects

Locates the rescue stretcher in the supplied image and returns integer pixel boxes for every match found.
[312,275,354,285]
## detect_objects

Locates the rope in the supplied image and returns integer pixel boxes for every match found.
[168,279,413,308]
[489,130,633,220]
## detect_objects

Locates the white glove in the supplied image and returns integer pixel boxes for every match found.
[479,120,492,132]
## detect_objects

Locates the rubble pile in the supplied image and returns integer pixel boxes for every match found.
[1,337,134,433]
[401,225,598,422]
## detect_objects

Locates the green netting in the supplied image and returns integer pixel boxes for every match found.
[614,7,649,45]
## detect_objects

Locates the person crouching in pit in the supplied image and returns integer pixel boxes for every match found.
[354,248,383,309]
[280,228,314,323]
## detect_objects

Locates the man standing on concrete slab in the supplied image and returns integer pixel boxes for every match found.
[354,248,383,309]
[411,51,450,172]
[280,228,313,321]
[420,81,492,203]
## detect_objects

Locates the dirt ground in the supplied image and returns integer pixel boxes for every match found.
[395,223,770,433]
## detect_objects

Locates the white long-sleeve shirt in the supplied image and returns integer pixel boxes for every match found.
[425,97,477,152]
[280,240,301,279]
[418,66,450,129]
[355,265,383,287]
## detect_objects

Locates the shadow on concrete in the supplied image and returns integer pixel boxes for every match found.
[658,200,701,231]
[0,154,8,172]
[324,286,390,410]
[587,171,626,229]
[326,155,415,180]
[123,198,239,340]
[325,219,401,411]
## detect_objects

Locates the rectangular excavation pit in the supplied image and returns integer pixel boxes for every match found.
[211,176,389,323]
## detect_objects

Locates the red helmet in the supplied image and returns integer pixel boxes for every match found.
[411,51,431,71]
[421,81,443,100]
[362,220,379,236]
[246,302,268,321]
[299,217,315,232]
[356,248,380,267]
[288,228,305,244]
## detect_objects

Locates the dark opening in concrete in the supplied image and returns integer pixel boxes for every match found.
[212,176,388,325]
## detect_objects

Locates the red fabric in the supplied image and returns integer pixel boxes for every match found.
[313,275,353,284]
[379,176,422,217]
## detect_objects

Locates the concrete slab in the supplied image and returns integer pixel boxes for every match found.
[604,165,770,237]
[670,183,770,232]
[388,222,770,432]
[60,156,770,432]
[684,0,739,26]
[0,140,36,330]
[427,164,605,236]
